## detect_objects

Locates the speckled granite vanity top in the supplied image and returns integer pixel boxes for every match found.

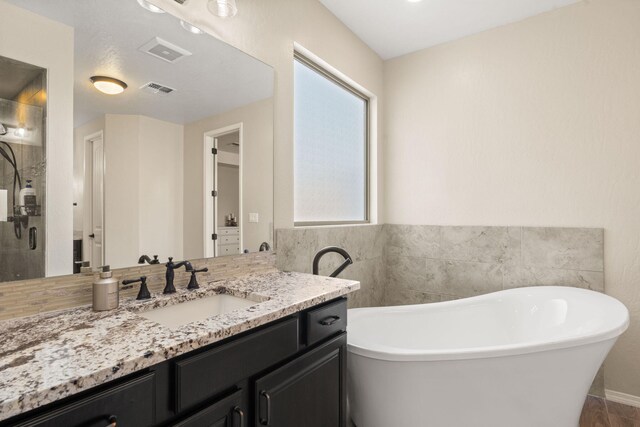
[0,271,359,421]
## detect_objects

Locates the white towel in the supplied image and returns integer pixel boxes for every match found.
[0,189,7,222]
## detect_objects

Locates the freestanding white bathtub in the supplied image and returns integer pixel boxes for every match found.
[347,286,629,427]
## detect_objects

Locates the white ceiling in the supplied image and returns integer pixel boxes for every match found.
[8,0,274,126]
[319,0,579,59]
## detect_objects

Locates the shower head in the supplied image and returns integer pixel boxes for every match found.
[0,123,6,136]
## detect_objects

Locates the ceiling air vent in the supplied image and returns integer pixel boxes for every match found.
[138,37,192,63]
[173,0,188,4]
[140,81,176,96]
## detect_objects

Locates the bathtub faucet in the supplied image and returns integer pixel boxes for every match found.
[312,246,353,278]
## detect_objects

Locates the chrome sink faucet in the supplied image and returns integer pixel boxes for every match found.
[164,257,193,294]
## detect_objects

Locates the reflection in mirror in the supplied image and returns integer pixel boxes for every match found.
[0,56,47,282]
[1,0,274,282]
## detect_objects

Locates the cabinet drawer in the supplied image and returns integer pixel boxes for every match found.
[220,235,239,245]
[218,228,239,236]
[173,389,245,427]
[15,372,155,427]
[175,317,299,412]
[220,245,240,255]
[305,298,347,347]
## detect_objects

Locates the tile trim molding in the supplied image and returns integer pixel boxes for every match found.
[605,389,640,409]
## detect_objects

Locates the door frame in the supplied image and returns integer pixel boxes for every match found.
[83,130,105,267]
[203,123,243,257]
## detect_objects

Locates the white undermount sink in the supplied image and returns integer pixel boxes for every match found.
[137,294,257,329]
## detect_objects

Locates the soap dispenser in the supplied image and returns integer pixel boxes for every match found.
[93,265,120,311]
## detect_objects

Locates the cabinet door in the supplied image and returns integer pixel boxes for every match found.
[254,334,346,427]
[173,389,245,427]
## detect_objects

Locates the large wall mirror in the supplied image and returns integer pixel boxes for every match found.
[0,0,274,282]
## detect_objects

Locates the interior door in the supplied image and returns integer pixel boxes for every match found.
[254,334,347,427]
[90,136,104,268]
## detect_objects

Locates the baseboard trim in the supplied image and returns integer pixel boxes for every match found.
[605,389,640,408]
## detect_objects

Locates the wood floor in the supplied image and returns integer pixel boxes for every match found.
[580,396,640,427]
[349,395,639,426]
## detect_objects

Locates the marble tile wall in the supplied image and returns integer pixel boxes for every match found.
[0,251,276,320]
[276,225,385,309]
[384,225,604,305]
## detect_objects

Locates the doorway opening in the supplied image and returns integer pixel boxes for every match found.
[83,131,105,268]
[204,123,243,257]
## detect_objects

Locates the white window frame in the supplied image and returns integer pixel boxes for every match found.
[293,51,370,227]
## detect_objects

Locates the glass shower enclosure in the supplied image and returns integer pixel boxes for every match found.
[0,55,46,282]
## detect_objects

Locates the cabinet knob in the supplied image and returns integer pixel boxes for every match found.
[106,415,117,427]
[233,406,245,427]
[259,391,271,425]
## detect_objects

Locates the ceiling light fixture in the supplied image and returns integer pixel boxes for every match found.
[180,20,204,35]
[90,76,128,95]
[137,0,165,13]
[207,0,238,18]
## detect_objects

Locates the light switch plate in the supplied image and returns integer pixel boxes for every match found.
[249,212,259,223]
[0,189,7,222]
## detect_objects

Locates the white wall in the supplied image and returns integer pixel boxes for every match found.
[0,2,74,276]
[384,0,640,395]
[102,114,183,268]
[138,116,184,261]
[183,98,274,257]
[104,115,140,268]
[155,0,385,230]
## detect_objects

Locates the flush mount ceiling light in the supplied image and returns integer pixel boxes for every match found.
[90,76,128,95]
[180,20,204,34]
[207,0,238,18]
[137,0,165,13]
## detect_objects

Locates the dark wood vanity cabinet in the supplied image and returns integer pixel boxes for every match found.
[9,373,156,427]
[172,389,246,427]
[2,298,348,427]
[254,334,346,427]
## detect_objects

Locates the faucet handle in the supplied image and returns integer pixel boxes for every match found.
[187,267,208,290]
[122,276,151,300]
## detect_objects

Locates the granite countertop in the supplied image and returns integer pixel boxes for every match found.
[0,271,360,421]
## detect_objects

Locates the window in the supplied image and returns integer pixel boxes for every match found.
[293,52,369,225]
